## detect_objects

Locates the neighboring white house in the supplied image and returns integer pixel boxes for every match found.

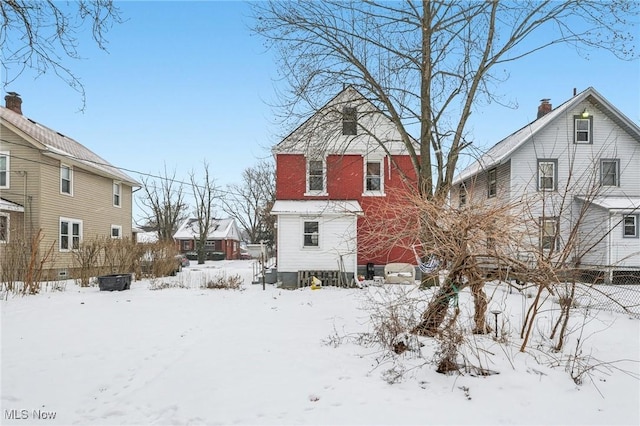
[453,87,640,283]
[173,217,242,260]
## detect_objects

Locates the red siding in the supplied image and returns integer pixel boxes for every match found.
[275,153,419,266]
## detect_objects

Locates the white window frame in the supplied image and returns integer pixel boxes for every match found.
[459,183,467,207]
[600,159,620,187]
[60,164,73,196]
[540,217,559,251]
[0,213,8,243]
[302,219,320,248]
[0,151,9,189]
[623,214,638,238]
[363,158,385,196]
[305,158,327,195]
[487,168,497,198]
[111,225,122,239]
[113,181,122,207]
[537,159,557,191]
[342,106,357,136]
[574,116,593,144]
[59,217,82,251]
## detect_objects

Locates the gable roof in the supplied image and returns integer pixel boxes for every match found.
[0,106,140,186]
[454,87,640,185]
[173,217,241,241]
[273,85,418,156]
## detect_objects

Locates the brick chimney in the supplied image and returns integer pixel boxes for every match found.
[537,98,551,119]
[5,92,22,115]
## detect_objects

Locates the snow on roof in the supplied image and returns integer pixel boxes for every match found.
[454,87,640,185]
[271,200,363,215]
[576,196,640,211]
[136,231,159,244]
[173,217,241,241]
[0,106,140,186]
[0,198,24,212]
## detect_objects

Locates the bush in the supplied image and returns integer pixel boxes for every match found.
[201,273,243,290]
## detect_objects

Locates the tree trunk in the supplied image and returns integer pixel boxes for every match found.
[412,280,459,336]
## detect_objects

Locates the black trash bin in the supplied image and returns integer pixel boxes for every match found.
[98,274,131,291]
[366,262,375,280]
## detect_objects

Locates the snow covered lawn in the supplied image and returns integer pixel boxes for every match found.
[1,260,639,425]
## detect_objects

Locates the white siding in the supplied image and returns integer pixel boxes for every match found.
[276,213,357,273]
[609,213,640,267]
[507,101,640,265]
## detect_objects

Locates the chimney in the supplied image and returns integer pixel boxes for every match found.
[537,98,551,119]
[5,92,22,115]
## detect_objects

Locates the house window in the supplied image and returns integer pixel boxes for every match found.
[60,165,73,195]
[459,183,467,207]
[623,215,638,238]
[537,159,557,191]
[540,217,558,251]
[303,220,319,247]
[574,116,592,144]
[342,106,357,135]
[0,152,9,188]
[0,213,8,243]
[364,160,383,193]
[487,168,497,198]
[60,217,82,251]
[307,159,325,193]
[600,159,619,187]
[111,225,122,239]
[113,182,121,207]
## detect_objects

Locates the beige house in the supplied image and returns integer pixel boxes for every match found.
[0,92,140,278]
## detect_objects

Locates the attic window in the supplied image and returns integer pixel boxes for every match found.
[342,106,357,135]
[574,116,593,144]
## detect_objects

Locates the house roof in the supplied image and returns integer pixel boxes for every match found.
[173,217,241,241]
[272,85,418,156]
[0,105,140,186]
[454,87,640,185]
[0,197,24,212]
[271,200,363,215]
[576,196,640,211]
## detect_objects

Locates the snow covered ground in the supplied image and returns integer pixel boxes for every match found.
[1,260,639,425]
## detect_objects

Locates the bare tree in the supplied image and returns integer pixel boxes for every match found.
[190,162,218,265]
[137,166,188,242]
[253,0,637,199]
[221,160,276,244]
[1,0,123,108]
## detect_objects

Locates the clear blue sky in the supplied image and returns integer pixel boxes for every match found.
[3,1,639,212]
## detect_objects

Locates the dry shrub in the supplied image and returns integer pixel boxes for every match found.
[1,237,29,293]
[1,230,55,297]
[138,241,180,278]
[73,238,103,287]
[201,273,243,290]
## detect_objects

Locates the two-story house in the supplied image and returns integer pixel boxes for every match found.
[271,86,419,287]
[453,87,640,283]
[0,92,140,279]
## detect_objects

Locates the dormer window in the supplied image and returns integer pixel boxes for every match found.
[574,116,593,144]
[342,106,357,135]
